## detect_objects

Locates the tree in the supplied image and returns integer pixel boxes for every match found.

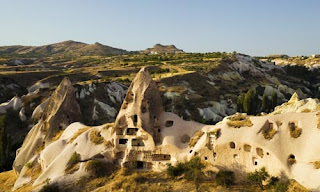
[261,94,270,112]
[237,93,245,112]
[243,89,255,115]
[216,170,235,187]
[271,92,278,110]
[247,167,270,190]
[167,157,205,192]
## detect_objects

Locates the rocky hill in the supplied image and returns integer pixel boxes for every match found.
[0,42,319,191]
[141,44,184,54]
[0,40,128,57]
[2,68,318,191]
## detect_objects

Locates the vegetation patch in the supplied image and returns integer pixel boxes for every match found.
[288,123,302,138]
[65,152,81,174]
[227,114,253,128]
[0,170,17,192]
[68,127,90,144]
[166,157,205,190]
[189,131,204,147]
[52,130,64,141]
[311,161,320,169]
[208,128,221,138]
[39,183,60,192]
[215,170,235,187]
[262,126,277,140]
[85,160,118,177]
[89,129,104,145]
[246,167,270,190]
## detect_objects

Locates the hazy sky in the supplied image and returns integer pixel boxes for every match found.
[0,0,319,56]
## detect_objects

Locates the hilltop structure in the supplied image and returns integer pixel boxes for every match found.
[12,68,320,191]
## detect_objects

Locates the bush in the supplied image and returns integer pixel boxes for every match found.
[247,167,270,190]
[274,181,289,192]
[39,183,60,192]
[89,129,104,145]
[215,170,234,187]
[166,157,205,191]
[65,152,80,173]
[85,160,117,177]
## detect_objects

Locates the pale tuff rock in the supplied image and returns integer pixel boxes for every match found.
[12,69,320,191]
[13,77,81,175]
[0,96,22,114]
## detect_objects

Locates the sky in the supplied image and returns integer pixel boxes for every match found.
[0,0,319,56]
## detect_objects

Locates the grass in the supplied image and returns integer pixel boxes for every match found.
[89,129,104,145]
[227,114,253,128]
[208,128,221,138]
[68,127,90,144]
[288,123,302,138]
[25,162,33,169]
[189,131,204,147]
[0,170,17,192]
[39,183,60,192]
[52,130,64,141]
[65,152,81,174]
[262,127,277,140]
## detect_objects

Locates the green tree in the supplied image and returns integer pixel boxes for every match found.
[237,93,245,112]
[167,157,205,191]
[247,167,270,190]
[271,92,278,110]
[261,94,270,112]
[215,170,235,187]
[243,89,255,115]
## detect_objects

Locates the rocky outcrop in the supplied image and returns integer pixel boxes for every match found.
[141,44,184,54]
[11,69,320,191]
[113,67,164,141]
[13,77,81,174]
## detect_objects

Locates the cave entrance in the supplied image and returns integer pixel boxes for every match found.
[137,161,144,169]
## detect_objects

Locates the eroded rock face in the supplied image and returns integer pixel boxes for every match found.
[11,69,320,191]
[13,77,81,174]
[113,67,164,142]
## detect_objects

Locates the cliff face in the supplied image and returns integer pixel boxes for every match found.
[13,77,81,174]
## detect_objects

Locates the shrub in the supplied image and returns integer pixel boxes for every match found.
[89,129,104,145]
[85,160,117,177]
[166,157,205,191]
[68,127,90,144]
[25,162,33,169]
[189,131,204,147]
[227,114,253,128]
[288,123,302,138]
[65,152,80,173]
[166,162,185,178]
[274,181,289,192]
[39,183,60,192]
[262,127,277,140]
[215,170,234,187]
[247,167,270,190]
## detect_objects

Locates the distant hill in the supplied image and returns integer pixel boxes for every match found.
[0,40,128,57]
[141,44,184,54]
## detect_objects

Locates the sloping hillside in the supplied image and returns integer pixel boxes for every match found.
[0,40,128,57]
